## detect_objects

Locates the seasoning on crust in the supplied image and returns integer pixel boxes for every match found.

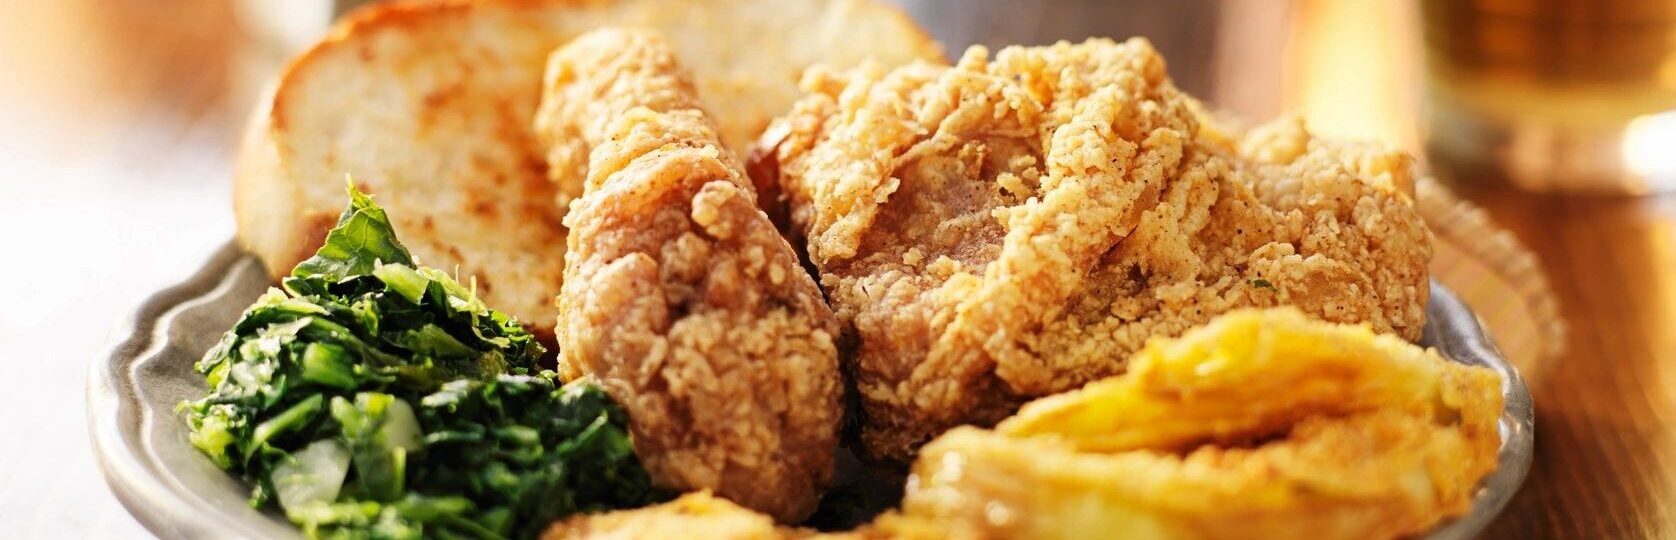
[535,29,844,523]
[754,38,1432,460]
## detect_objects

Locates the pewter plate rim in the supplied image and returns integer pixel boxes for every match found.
[87,241,1535,539]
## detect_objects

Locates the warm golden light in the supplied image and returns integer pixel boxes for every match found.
[1623,111,1676,191]
[1287,0,1420,152]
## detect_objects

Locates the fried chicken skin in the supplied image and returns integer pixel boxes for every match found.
[899,308,1502,540]
[753,38,1432,460]
[535,29,843,522]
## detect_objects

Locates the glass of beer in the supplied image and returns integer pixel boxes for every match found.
[1422,0,1676,194]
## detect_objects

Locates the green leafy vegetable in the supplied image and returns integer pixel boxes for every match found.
[181,184,658,539]
[291,183,414,281]
[1250,278,1276,290]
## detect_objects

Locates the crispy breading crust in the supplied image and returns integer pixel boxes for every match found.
[536,29,843,522]
[543,491,804,540]
[754,38,1433,460]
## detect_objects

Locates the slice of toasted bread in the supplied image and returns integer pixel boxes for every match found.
[235,0,943,338]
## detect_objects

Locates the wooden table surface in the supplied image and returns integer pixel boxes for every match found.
[3,1,1669,538]
[1468,187,1676,538]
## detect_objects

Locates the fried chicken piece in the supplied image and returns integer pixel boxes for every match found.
[535,28,843,522]
[753,38,1432,460]
[898,308,1503,540]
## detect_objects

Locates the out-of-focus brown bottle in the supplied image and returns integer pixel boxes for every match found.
[1422,0,1676,194]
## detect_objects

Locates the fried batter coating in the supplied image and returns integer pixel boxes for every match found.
[544,492,918,540]
[543,492,806,540]
[753,38,1432,459]
[902,412,1488,540]
[536,29,843,522]
[895,308,1502,540]
[997,307,1500,453]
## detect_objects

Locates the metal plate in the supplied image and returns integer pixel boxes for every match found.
[88,241,1535,539]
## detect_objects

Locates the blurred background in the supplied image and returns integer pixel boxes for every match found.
[0,0,1670,537]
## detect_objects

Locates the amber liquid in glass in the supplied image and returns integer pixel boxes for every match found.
[1422,0,1676,194]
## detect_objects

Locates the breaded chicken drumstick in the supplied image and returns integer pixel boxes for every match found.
[535,28,843,522]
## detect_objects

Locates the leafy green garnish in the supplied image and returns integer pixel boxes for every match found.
[291,182,414,281]
[1250,278,1276,290]
[181,184,658,539]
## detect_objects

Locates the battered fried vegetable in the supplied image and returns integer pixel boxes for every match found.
[996,307,1501,453]
[894,308,1502,540]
